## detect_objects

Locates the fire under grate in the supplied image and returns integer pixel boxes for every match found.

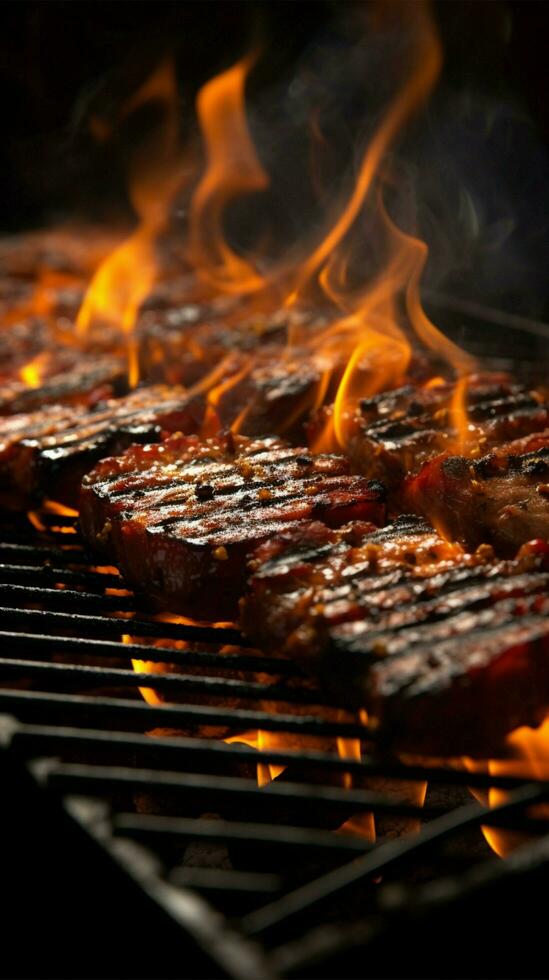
[2,507,549,979]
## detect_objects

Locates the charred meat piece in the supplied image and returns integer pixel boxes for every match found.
[0,385,203,510]
[308,375,549,493]
[0,352,127,414]
[403,431,549,556]
[138,304,299,388]
[79,432,386,619]
[363,587,549,755]
[242,520,549,753]
[216,350,349,443]
[241,515,466,656]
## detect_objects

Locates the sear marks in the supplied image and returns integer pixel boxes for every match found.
[404,431,549,555]
[79,432,386,619]
[0,385,204,510]
[308,375,549,494]
[241,517,549,753]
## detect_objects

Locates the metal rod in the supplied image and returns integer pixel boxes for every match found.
[0,688,370,737]
[0,605,245,645]
[10,724,538,791]
[0,562,123,588]
[0,630,299,675]
[0,657,329,705]
[113,813,373,854]
[242,783,547,937]
[47,762,441,817]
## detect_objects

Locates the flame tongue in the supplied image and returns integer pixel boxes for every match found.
[464,715,549,859]
[188,55,269,295]
[76,60,185,386]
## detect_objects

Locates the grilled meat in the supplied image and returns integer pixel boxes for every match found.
[0,385,203,510]
[403,431,549,555]
[0,352,126,414]
[308,375,549,494]
[138,304,299,388]
[241,519,549,753]
[79,432,386,619]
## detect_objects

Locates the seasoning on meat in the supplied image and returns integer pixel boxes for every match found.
[0,385,204,509]
[403,430,549,555]
[308,375,549,494]
[241,516,549,753]
[79,432,386,619]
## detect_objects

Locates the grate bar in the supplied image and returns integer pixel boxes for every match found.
[242,783,547,937]
[0,657,330,706]
[169,867,284,895]
[0,604,245,645]
[8,724,537,791]
[0,582,137,612]
[0,542,85,562]
[113,813,373,855]
[47,762,441,817]
[0,630,301,675]
[0,563,123,589]
[0,688,369,737]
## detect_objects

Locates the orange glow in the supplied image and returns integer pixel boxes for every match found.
[124,633,168,707]
[287,3,442,304]
[76,60,185,386]
[225,730,286,787]
[27,510,46,533]
[207,358,252,409]
[188,55,269,295]
[335,710,375,841]
[294,6,475,456]
[27,500,79,534]
[18,352,52,388]
[43,500,79,517]
[336,729,376,842]
[449,375,471,454]
[465,716,549,858]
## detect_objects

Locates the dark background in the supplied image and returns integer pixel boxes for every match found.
[1,0,548,317]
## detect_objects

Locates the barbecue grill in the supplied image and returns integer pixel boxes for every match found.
[2,2,549,975]
[1,306,548,979]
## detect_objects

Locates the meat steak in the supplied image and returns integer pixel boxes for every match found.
[241,517,549,753]
[0,385,203,509]
[79,432,386,619]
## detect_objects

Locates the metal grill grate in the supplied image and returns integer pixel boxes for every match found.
[2,510,549,978]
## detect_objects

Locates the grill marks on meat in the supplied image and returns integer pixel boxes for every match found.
[404,432,549,555]
[0,385,204,510]
[241,518,549,752]
[79,433,386,619]
[314,376,549,494]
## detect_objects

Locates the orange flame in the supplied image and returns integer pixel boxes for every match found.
[188,55,269,295]
[286,2,442,307]
[123,633,169,707]
[76,60,185,385]
[336,711,376,841]
[465,715,549,858]
[27,499,79,534]
[225,730,286,787]
[18,351,52,389]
